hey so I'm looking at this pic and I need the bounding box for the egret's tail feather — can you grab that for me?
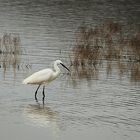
[22,78,29,84]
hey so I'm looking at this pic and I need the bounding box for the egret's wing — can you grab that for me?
[23,69,53,84]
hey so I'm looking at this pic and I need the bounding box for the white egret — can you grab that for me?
[22,60,70,101]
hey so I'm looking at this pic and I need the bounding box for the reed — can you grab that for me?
[70,20,140,82]
[0,33,21,54]
[128,33,140,62]
[73,25,103,67]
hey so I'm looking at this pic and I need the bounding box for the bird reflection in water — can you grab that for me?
[23,102,59,135]
[23,102,59,137]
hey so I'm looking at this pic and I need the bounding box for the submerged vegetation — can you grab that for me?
[70,20,140,83]
[0,21,139,84]
[0,33,31,79]
[0,33,21,54]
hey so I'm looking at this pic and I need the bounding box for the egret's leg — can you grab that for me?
[42,85,45,103]
[35,84,41,101]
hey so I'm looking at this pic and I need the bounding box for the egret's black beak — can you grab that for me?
[60,63,70,72]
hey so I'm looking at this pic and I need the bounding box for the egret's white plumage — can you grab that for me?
[22,60,70,101]
[23,69,55,85]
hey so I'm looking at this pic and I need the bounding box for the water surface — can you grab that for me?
[0,0,140,140]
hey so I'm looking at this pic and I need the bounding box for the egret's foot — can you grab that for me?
[42,92,45,103]
[35,91,38,100]
[35,97,38,103]
[34,84,41,101]
[42,85,45,104]
[42,97,45,105]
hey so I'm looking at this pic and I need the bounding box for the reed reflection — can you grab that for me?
[69,20,140,84]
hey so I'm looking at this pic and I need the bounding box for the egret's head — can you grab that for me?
[55,60,70,72]
[55,60,63,64]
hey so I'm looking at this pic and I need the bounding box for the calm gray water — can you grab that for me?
[0,0,140,140]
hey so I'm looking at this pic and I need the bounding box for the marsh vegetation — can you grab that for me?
[70,21,140,83]
[0,33,31,79]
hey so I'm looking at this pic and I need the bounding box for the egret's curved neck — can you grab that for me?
[54,62,60,74]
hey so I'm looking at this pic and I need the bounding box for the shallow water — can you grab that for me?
[0,0,140,140]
